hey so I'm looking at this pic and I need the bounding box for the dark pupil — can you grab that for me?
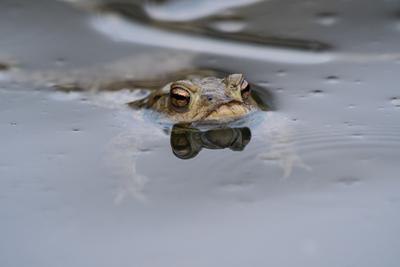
[171,92,189,107]
[172,94,187,101]
[241,84,251,96]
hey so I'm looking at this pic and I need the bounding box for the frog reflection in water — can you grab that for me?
[171,125,252,159]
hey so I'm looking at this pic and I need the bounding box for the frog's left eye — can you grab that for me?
[240,79,251,99]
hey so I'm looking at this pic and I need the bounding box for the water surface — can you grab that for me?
[0,0,400,266]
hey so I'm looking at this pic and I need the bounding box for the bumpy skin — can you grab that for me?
[130,73,258,123]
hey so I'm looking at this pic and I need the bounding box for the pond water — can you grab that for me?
[0,0,400,266]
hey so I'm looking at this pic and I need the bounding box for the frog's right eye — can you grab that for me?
[240,79,251,100]
[170,85,191,111]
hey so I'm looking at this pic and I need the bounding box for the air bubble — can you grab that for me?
[209,19,246,33]
[336,177,361,186]
[311,89,323,94]
[315,12,339,26]
[276,70,287,77]
[351,133,364,139]
[390,97,400,107]
[325,76,339,84]
[55,58,66,67]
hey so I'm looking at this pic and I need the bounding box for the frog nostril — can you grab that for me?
[207,96,213,101]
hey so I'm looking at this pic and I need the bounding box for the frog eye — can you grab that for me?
[240,79,251,99]
[170,86,191,111]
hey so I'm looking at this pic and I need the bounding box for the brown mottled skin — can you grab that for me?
[129,73,258,123]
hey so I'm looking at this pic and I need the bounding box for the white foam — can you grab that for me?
[144,0,264,21]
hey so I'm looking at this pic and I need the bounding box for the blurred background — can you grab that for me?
[0,1,400,267]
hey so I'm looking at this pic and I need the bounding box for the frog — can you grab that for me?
[128,73,261,124]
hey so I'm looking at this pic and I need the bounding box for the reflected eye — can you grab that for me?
[240,79,251,99]
[170,86,191,111]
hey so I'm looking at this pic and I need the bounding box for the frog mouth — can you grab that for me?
[205,102,251,120]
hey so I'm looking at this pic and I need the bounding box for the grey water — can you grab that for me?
[0,0,400,267]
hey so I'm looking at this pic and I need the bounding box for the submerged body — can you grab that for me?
[130,73,259,124]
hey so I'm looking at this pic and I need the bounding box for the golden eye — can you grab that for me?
[170,86,191,111]
[240,79,251,99]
